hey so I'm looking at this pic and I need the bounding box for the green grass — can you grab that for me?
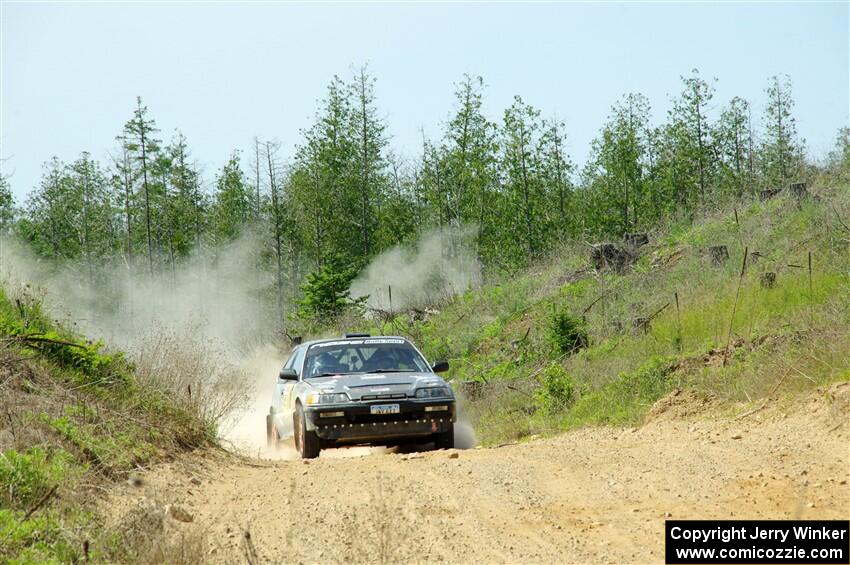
[331,185,850,445]
[0,287,214,563]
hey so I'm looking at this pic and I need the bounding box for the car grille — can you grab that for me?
[360,393,408,401]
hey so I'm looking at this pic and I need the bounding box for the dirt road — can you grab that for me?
[108,385,849,564]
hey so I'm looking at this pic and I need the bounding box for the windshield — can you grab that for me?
[303,339,431,378]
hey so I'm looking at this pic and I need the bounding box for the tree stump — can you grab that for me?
[624,232,649,248]
[632,317,650,335]
[760,272,776,289]
[590,243,631,273]
[708,245,729,266]
[760,188,781,201]
[789,182,808,200]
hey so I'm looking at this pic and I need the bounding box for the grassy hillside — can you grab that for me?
[344,183,850,445]
[0,289,214,563]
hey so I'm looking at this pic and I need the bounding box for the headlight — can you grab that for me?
[306,392,350,405]
[415,387,450,399]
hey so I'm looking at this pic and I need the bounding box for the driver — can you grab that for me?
[307,351,346,378]
[365,348,397,372]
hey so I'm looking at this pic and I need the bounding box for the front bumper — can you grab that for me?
[305,400,456,442]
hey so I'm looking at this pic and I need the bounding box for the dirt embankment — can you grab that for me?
[105,384,850,564]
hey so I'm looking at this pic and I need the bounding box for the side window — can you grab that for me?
[291,347,306,376]
[283,354,295,370]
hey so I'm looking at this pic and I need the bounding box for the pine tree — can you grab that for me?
[538,117,575,239]
[68,152,115,283]
[668,69,716,209]
[211,152,251,245]
[120,97,161,274]
[442,75,498,260]
[501,95,545,261]
[582,94,650,236]
[762,74,802,187]
[349,65,388,255]
[715,96,754,198]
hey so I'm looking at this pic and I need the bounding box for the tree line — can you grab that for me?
[0,67,846,321]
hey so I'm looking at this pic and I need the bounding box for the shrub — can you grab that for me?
[0,448,73,511]
[297,258,365,319]
[548,309,588,355]
[535,364,576,413]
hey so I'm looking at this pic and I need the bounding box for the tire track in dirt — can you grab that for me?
[105,384,849,564]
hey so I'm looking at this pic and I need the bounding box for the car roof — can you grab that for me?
[299,335,412,349]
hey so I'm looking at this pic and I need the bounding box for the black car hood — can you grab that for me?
[306,372,450,401]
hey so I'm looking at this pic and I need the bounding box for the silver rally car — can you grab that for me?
[266,334,456,459]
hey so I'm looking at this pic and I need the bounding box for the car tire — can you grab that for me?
[294,405,320,459]
[266,413,274,448]
[433,422,455,450]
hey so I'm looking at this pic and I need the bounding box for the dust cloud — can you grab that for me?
[0,233,288,455]
[350,226,481,312]
[0,227,479,458]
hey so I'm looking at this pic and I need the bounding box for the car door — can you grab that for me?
[282,346,306,417]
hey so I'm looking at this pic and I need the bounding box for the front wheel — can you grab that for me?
[433,423,455,450]
[294,405,320,459]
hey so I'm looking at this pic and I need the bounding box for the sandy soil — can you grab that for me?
[106,384,850,564]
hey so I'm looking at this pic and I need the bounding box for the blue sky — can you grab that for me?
[2,1,848,201]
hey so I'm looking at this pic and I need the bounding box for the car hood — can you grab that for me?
[306,372,451,401]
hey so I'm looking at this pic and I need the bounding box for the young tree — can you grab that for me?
[68,152,115,283]
[715,96,754,198]
[210,152,251,245]
[19,158,77,259]
[442,75,499,259]
[349,65,389,255]
[582,93,650,236]
[112,143,137,265]
[120,97,161,274]
[19,155,113,268]
[539,117,576,238]
[166,131,206,256]
[501,95,545,261]
[761,74,802,187]
[668,69,717,208]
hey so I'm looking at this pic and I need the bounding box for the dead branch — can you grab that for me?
[23,484,58,520]
[831,204,850,234]
[2,334,88,350]
[646,302,671,322]
[582,290,610,314]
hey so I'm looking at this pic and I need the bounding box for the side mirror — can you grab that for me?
[432,360,449,373]
[279,368,298,381]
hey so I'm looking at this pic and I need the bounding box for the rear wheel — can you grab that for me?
[433,422,455,450]
[266,413,274,448]
[294,405,320,459]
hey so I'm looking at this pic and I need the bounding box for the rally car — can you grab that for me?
[266,334,456,459]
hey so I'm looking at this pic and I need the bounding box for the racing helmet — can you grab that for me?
[366,348,396,371]
[310,352,344,377]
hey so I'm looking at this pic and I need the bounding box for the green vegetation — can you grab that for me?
[0,63,847,562]
[0,288,212,563]
[3,69,846,333]
[339,183,849,445]
[548,309,589,355]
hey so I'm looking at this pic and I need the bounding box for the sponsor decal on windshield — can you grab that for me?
[311,338,406,349]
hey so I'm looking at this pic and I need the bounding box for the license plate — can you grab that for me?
[370,404,400,415]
